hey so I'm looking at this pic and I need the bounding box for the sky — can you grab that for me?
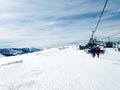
[0,0,120,48]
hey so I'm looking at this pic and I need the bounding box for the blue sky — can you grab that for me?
[0,0,120,48]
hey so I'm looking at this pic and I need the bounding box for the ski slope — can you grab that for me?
[0,46,120,90]
[0,54,5,58]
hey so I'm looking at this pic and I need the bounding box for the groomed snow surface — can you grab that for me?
[0,46,120,90]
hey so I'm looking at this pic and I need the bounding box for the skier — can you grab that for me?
[91,47,96,58]
[95,46,100,58]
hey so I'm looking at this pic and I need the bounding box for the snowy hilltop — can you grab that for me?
[0,45,120,90]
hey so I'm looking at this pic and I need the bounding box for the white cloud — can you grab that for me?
[0,0,120,48]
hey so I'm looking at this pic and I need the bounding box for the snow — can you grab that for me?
[0,54,5,58]
[0,46,120,90]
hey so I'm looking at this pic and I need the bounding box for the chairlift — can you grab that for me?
[85,38,105,54]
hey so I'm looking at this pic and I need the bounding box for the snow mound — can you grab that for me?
[0,54,5,58]
[0,46,120,90]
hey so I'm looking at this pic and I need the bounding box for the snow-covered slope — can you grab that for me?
[0,54,5,58]
[0,46,120,90]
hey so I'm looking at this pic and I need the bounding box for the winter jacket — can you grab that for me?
[96,47,100,52]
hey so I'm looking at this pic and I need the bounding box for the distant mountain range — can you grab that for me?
[0,47,42,57]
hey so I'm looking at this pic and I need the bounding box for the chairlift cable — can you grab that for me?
[110,32,120,37]
[103,32,120,39]
[92,0,108,38]
[105,27,120,31]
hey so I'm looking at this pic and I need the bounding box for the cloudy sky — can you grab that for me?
[0,0,120,48]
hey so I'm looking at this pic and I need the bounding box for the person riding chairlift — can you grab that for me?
[95,46,100,58]
[91,45,100,58]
